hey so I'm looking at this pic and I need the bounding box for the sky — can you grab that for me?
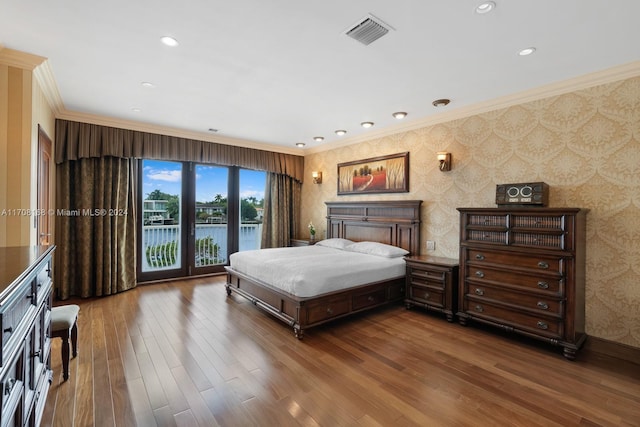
[143,159,266,203]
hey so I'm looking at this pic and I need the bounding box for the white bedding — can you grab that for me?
[228,244,406,298]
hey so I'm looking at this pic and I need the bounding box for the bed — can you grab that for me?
[225,200,422,338]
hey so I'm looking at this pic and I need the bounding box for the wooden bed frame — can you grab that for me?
[225,200,422,339]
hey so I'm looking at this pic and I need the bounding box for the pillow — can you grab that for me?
[315,238,354,250]
[344,241,409,258]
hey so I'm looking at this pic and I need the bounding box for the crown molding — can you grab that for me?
[56,110,304,156]
[33,60,64,115]
[0,46,46,70]
[306,60,640,155]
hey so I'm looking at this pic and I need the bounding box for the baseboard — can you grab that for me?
[584,336,640,365]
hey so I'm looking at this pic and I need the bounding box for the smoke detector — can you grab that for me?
[345,14,394,46]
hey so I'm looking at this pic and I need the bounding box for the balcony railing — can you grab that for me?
[142,223,262,271]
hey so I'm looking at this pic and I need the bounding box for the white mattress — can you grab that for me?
[228,245,406,297]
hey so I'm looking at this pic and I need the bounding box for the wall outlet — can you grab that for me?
[426,240,436,251]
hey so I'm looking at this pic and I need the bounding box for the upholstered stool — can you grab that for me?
[51,304,79,381]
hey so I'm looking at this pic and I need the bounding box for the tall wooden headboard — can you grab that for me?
[325,200,422,255]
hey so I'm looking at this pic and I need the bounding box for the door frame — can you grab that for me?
[37,125,53,246]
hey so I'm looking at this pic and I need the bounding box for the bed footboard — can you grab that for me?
[225,267,405,339]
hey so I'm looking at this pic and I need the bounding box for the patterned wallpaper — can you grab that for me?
[301,76,640,349]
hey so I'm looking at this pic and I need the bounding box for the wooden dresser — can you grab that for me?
[457,208,587,359]
[0,246,54,426]
[404,255,459,322]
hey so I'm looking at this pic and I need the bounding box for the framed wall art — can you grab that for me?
[337,152,409,195]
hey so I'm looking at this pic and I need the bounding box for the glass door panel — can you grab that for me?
[194,165,228,271]
[239,169,266,251]
[140,160,183,274]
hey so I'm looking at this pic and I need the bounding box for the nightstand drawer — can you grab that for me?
[407,284,444,308]
[408,268,446,285]
[404,255,458,321]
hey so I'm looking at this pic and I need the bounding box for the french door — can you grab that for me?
[137,160,265,282]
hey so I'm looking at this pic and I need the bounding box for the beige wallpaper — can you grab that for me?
[301,76,640,349]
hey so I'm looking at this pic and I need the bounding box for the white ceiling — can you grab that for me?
[2,1,640,152]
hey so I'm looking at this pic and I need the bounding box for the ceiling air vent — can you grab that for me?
[345,14,393,46]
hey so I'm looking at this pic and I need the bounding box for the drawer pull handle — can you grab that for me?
[3,327,12,334]
[326,307,333,315]
[367,296,374,302]
[32,350,41,359]
[536,321,548,330]
[475,254,485,261]
[475,271,484,278]
[474,288,484,296]
[474,305,484,313]
[424,292,430,300]
[537,281,549,289]
[537,301,549,310]
[538,261,549,269]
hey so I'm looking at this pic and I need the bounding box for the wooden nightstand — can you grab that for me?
[404,255,459,322]
[290,238,317,247]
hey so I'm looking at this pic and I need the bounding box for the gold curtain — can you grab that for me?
[55,157,137,299]
[55,119,305,182]
[261,173,301,248]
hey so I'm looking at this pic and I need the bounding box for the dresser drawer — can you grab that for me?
[510,214,566,230]
[464,265,563,295]
[34,261,52,306]
[463,300,563,339]
[1,284,35,366]
[467,213,508,227]
[1,345,24,422]
[464,283,563,316]
[466,249,564,275]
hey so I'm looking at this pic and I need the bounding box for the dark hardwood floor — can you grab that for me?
[42,275,640,427]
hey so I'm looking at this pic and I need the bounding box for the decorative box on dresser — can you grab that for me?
[404,256,459,322]
[0,246,54,427]
[457,208,587,359]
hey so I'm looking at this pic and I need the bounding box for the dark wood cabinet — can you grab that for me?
[290,239,316,247]
[405,255,459,322]
[0,246,54,426]
[457,208,587,359]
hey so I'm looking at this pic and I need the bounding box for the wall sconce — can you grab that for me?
[437,152,451,171]
[312,171,322,184]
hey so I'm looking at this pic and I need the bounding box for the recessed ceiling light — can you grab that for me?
[313,136,324,142]
[160,36,179,47]
[335,130,347,136]
[361,121,374,128]
[475,1,496,14]
[131,107,141,112]
[296,142,306,147]
[392,112,407,119]
[141,81,156,88]
[432,99,451,107]
[518,47,536,56]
